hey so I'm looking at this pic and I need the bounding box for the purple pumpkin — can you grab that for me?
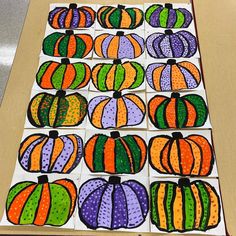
[78,176,149,229]
[146,30,197,58]
[18,130,83,173]
[88,91,146,129]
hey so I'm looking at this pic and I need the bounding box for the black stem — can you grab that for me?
[113,59,121,65]
[167,59,176,65]
[118,4,125,9]
[108,176,121,184]
[172,132,183,139]
[171,92,180,98]
[113,91,122,98]
[49,130,59,139]
[69,3,77,9]
[165,3,173,9]
[38,175,48,184]
[61,58,70,64]
[116,31,124,36]
[110,131,120,138]
[178,178,190,187]
[165,29,173,35]
[66,30,73,35]
[56,90,66,98]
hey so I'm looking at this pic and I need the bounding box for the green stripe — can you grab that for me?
[129,62,144,89]
[159,8,169,27]
[93,135,108,171]
[39,94,54,126]
[97,64,113,91]
[75,36,86,58]
[20,185,43,224]
[114,64,125,90]
[100,7,112,27]
[43,32,62,56]
[177,99,187,128]
[58,36,70,57]
[36,61,52,85]
[115,139,131,173]
[145,5,160,23]
[126,9,136,28]
[155,99,169,129]
[150,183,159,226]
[109,9,121,28]
[70,63,86,89]
[174,10,185,28]
[54,97,69,127]
[166,183,175,231]
[51,64,66,89]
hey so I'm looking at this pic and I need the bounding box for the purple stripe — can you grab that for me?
[101,98,117,128]
[131,34,145,54]
[176,33,190,57]
[58,10,67,28]
[159,35,173,57]
[41,138,54,172]
[170,34,184,58]
[179,8,193,27]
[83,9,92,27]
[149,6,162,27]
[146,33,164,58]
[101,35,113,58]
[146,63,164,89]
[118,36,134,59]
[179,67,198,88]
[48,7,63,25]
[160,65,171,90]
[167,9,177,28]
[71,9,79,28]
[88,96,109,117]
[178,31,197,57]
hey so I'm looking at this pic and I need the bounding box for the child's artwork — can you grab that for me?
[88,91,146,129]
[150,178,221,233]
[18,130,83,174]
[148,92,208,129]
[5,175,77,227]
[48,4,96,29]
[84,131,147,174]
[97,5,144,30]
[146,30,197,58]
[145,3,192,29]
[94,31,145,59]
[36,58,91,90]
[78,176,149,230]
[92,59,145,92]
[27,90,87,128]
[146,59,201,91]
[42,30,93,58]
[148,131,214,177]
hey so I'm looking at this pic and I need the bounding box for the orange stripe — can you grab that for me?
[126,34,142,58]
[40,62,59,89]
[92,64,103,88]
[153,65,165,91]
[61,64,76,89]
[103,138,116,173]
[165,98,177,128]
[171,65,187,90]
[65,9,73,28]
[104,8,115,28]
[95,34,109,58]
[161,142,172,173]
[148,96,167,123]
[105,65,116,90]
[117,98,127,127]
[54,35,64,57]
[67,35,77,58]
[78,10,86,27]
[52,9,65,28]
[133,136,147,168]
[78,34,93,57]
[33,183,50,226]
[184,100,197,127]
[120,138,134,173]
[120,11,132,28]
[83,6,95,22]
[125,94,145,112]
[19,135,42,157]
[107,36,119,58]
[77,63,91,88]
[169,140,181,174]
[49,138,64,169]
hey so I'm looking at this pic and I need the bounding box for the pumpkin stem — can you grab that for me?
[69,3,77,9]
[113,59,121,64]
[110,131,120,138]
[118,4,125,9]
[165,3,173,9]
[178,178,190,187]
[66,30,73,35]
[116,31,124,36]
[49,130,59,139]
[56,90,66,98]
[171,92,180,98]
[38,175,49,184]
[165,29,173,35]
[113,91,122,98]
[167,59,176,65]
[172,132,183,139]
[61,58,70,64]
[108,176,121,184]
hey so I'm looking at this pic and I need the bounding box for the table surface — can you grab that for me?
[0,0,235,235]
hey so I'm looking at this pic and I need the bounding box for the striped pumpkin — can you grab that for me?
[36,58,91,90]
[27,90,87,128]
[6,175,77,226]
[48,4,96,29]
[42,30,93,58]
[146,59,201,91]
[97,5,144,29]
[94,31,145,59]
[149,132,214,176]
[148,92,208,129]
[84,131,147,174]
[88,91,146,129]
[145,3,192,28]
[92,59,145,91]
[18,131,83,174]
[150,178,220,232]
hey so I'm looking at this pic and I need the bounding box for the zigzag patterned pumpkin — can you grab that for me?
[148,92,208,129]
[27,90,87,128]
[150,178,220,232]
[18,131,83,174]
[88,91,146,129]
[43,30,93,58]
[148,132,214,176]
[48,4,96,29]
[97,5,144,29]
[36,58,91,90]
[146,59,201,91]
[85,131,147,174]
[94,31,145,59]
[6,175,77,226]
[146,30,197,58]
[92,59,144,91]
[145,3,192,28]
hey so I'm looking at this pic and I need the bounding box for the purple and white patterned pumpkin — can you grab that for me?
[18,130,83,173]
[146,30,197,58]
[78,176,149,229]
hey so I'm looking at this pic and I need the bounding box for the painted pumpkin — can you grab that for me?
[145,3,192,28]
[146,30,197,58]
[148,92,208,129]
[94,31,145,59]
[18,130,83,174]
[97,4,144,29]
[27,90,87,128]
[150,178,220,232]
[6,175,77,226]
[84,131,147,174]
[88,91,146,129]
[149,132,214,176]
[78,176,149,229]
[42,30,93,58]
[36,58,91,90]
[146,59,201,91]
[48,4,96,29]
[92,59,144,91]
